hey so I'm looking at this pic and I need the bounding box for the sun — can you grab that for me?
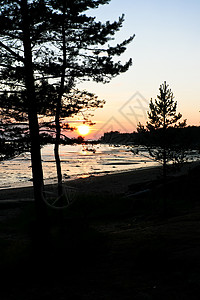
[77,124,90,136]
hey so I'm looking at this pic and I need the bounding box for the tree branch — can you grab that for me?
[0,41,24,62]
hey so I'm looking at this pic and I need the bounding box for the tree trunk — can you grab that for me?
[163,112,167,214]
[163,146,167,181]
[54,1,67,202]
[163,105,167,182]
[54,112,63,198]
[21,0,47,226]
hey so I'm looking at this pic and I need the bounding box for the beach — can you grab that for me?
[0,143,160,190]
[0,160,199,202]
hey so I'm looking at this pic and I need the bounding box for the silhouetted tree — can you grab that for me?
[0,0,134,211]
[0,0,49,225]
[145,81,186,179]
[41,0,134,201]
[40,87,105,205]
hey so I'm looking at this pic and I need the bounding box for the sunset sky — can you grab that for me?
[71,0,200,140]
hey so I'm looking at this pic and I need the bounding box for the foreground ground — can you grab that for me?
[1,162,200,299]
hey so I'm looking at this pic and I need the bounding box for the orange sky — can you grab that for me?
[64,0,200,140]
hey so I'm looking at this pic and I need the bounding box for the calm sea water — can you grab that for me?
[0,144,158,189]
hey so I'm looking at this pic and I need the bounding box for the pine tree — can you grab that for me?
[147,81,182,131]
[146,81,186,179]
[0,0,134,215]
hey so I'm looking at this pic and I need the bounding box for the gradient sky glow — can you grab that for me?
[71,0,200,139]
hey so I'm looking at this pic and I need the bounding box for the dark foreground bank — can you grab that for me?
[1,161,200,299]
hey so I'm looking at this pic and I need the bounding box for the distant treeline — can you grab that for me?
[99,126,200,148]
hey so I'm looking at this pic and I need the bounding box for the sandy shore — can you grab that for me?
[0,161,199,201]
